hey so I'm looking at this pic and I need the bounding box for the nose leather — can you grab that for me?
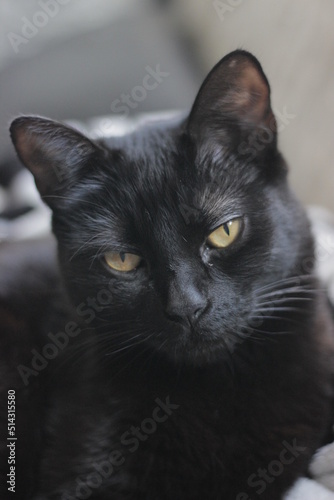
[165,279,208,327]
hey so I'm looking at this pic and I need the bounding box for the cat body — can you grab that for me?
[2,50,334,499]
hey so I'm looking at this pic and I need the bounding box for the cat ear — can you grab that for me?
[10,116,102,208]
[187,50,276,141]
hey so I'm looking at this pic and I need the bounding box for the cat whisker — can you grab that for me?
[255,306,310,314]
[109,333,157,378]
[254,288,318,303]
[248,327,293,338]
[255,297,314,308]
[254,274,317,295]
[254,317,306,330]
[264,273,316,285]
[255,286,318,297]
[54,324,152,370]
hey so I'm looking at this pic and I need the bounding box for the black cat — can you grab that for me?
[2,50,334,499]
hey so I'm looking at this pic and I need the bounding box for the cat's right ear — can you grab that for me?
[187,50,276,145]
[10,116,102,209]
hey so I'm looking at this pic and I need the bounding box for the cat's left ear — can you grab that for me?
[10,116,103,209]
[187,50,276,142]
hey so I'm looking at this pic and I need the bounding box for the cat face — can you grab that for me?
[10,51,314,365]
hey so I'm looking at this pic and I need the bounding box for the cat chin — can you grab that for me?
[169,343,235,367]
[178,349,228,366]
[149,327,239,367]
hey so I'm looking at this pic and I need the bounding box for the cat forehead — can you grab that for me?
[95,120,259,215]
[87,148,257,239]
[101,120,180,166]
[98,125,181,197]
[101,119,252,184]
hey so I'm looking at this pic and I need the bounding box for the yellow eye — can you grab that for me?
[207,218,242,248]
[104,251,142,272]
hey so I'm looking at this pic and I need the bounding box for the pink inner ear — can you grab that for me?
[12,126,35,166]
[226,63,275,130]
[188,51,277,139]
[10,123,62,199]
[13,127,48,181]
[10,116,101,207]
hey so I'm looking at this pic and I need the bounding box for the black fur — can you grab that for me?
[1,50,334,499]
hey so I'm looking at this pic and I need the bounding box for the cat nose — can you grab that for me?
[165,284,208,327]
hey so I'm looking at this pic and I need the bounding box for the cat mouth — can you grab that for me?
[151,321,240,365]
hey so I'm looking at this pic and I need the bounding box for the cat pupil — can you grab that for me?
[120,252,126,262]
[223,223,230,236]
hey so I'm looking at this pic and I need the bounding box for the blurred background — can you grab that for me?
[0,0,333,223]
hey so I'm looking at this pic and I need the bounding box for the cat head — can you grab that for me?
[10,50,313,365]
